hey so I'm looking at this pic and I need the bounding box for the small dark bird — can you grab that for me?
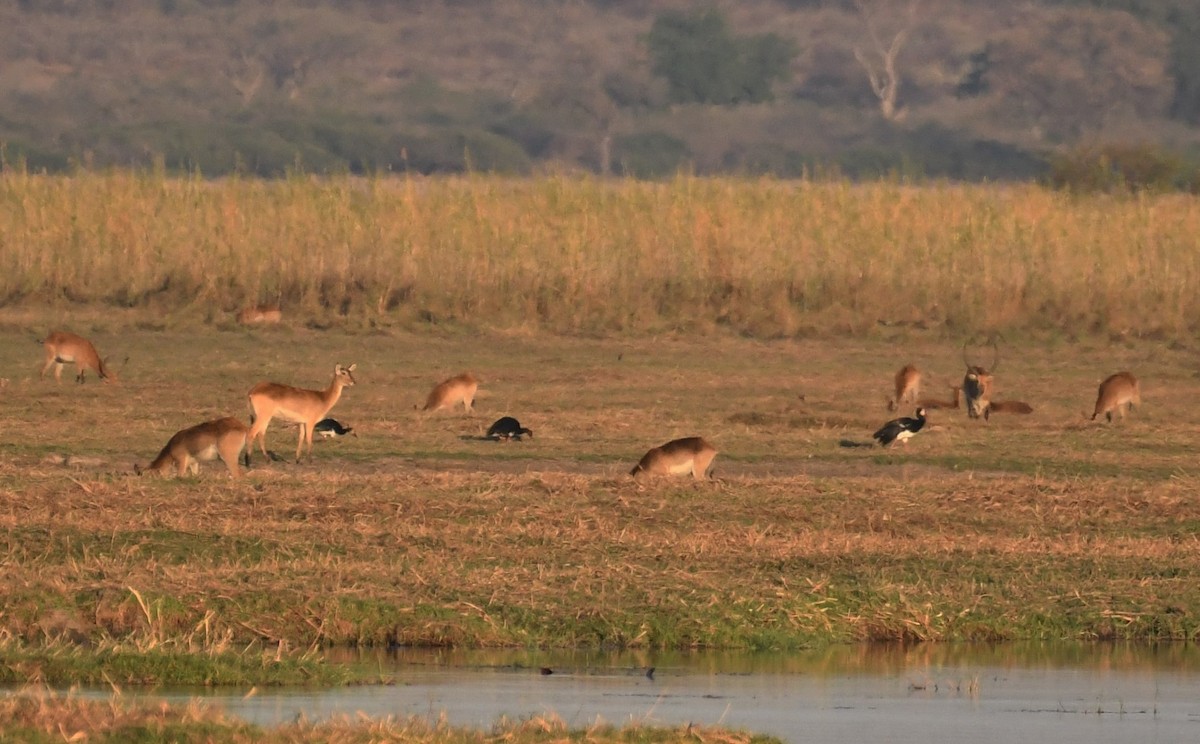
[872,407,927,447]
[314,418,355,439]
[486,416,533,441]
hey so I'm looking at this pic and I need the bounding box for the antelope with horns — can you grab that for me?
[962,339,999,420]
[137,417,249,479]
[630,437,718,480]
[40,331,116,384]
[888,364,921,412]
[1092,371,1140,423]
[247,363,357,463]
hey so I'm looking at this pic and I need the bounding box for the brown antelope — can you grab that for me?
[962,340,999,420]
[237,304,283,325]
[1092,371,1140,422]
[420,372,478,413]
[630,437,718,480]
[888,364,921,412]
[917,385,961,410]
[40,331,115,384]
[988,400,1034,415]
[137,417,250,479]
[247,363,357,463]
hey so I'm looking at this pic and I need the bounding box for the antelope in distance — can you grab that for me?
[40,331,116,384]
[237,304,283,325]
[420,372,478,413]
[962,340,999,420]
[137,417,250,479]
[247,363,357,464]
[888,364,921,412]
[917,385,961,410]
[630,437,718,480]
[1092,371,1141,423]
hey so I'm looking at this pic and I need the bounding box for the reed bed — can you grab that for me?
[1,170,1198,336]
[0,687,771,744]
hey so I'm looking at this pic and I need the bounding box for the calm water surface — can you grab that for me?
[90,644,1200,742]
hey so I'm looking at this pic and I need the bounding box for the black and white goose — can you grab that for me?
[872,407,926,447]
[314,418,355,439]
[486,416,534,441]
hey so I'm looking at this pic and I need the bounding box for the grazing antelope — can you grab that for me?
[873,407,927,447]
[962,340,999,420]
[247,363,357,463]
[888,364,921,412]
[420,372,478,413]
[40,331,115,384]
[630,437,718,480]
[917,385,961,410]
[137,417,249,479]
[1092,371,1140,423]
[237,304,283,325]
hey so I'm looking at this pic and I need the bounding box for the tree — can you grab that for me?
[1167,7,1200,124]
[851,0,922,122]
[646,8,795,105]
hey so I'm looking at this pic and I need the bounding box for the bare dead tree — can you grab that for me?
[852,0,922,122]
[226,51,265,106]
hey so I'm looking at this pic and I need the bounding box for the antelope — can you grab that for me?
[962,340,999,420]
[420,372,478,413]
[917,385,961,410]
[888,364,921,412]
[237,304,283,325]
[988,400,1034,415]
[136,417,249,479]
[247,363,357,463]
[40,331,116,383]
[630,437,718,480]
[1092,371,1140,423]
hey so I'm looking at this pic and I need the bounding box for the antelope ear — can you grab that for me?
[347,363,357,372]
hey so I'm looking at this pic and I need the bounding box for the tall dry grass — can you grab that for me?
[2,169,1198,336]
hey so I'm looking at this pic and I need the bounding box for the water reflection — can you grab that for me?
[88,643,1200,743]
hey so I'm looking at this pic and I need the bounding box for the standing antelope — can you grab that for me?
[137,417,249,479]
[1092,372,1140,423]
[962,340,999,420]
[420,372,478,413]
[40,331,115,383]
[247,363,357,463]
[630,437,718,480]
[888,364,921,412]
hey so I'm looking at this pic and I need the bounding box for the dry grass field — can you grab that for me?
[2,319,1200,687]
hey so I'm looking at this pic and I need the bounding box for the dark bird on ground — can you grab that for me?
[486,416,533,441]
[873,407,927,447]
[314,418,355,439]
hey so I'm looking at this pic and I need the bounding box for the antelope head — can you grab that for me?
[962,339,999,420]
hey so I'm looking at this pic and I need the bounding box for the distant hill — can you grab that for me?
[0,0,1197,181]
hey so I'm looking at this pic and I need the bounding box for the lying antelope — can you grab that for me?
[420,372,478,413]
[237,304,283,325]
[137,417,249,479]
[917,385,960,410]
[888,364,921,412]
[630,437,718,480]
[962,339,999,420]
[40,331,115,384]
[247,363,357,463]
[1092,371,1140,423]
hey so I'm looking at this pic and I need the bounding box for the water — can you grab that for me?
[80,644,1200,742]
